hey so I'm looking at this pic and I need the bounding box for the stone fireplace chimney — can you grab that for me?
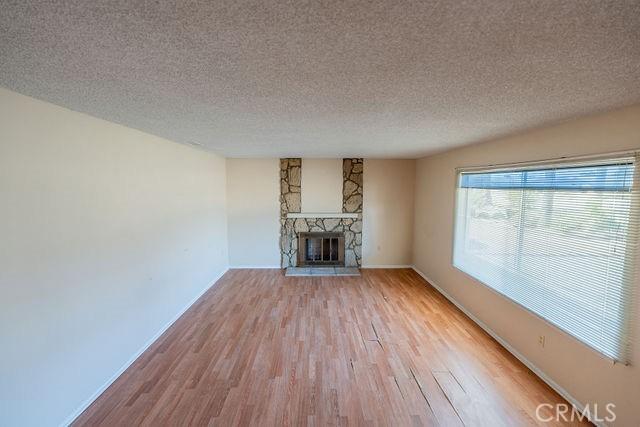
[279,158,363,268]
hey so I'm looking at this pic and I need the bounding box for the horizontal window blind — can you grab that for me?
[453,157,639,362]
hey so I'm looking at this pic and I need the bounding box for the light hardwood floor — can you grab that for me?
[73,269,589,426]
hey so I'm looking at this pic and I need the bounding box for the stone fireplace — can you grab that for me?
[279,158,363,268]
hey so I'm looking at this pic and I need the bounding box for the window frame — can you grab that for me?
[450,153,639,364]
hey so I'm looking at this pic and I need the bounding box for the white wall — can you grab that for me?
[226,159,280,267]
[0,88,229,427]
[363,159,415,267]
[301,158,343,212]
[413,104,640,427]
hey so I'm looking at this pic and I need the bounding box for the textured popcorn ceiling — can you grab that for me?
[1,1,639,158]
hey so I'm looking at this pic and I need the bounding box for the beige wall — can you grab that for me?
[413,104,640,426]
[0,88,229,427]
[226,158,416,267]
[301,158,343,213]
[226,159,280,267]
[363,159,415,266]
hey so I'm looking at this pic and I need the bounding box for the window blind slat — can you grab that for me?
[453,157,638,363]
[460,162,635,191]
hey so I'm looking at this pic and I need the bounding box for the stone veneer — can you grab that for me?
[280,158,363,268]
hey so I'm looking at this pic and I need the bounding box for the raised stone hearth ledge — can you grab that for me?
[286,212,359,219]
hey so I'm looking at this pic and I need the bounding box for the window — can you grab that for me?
[453,157,638,362]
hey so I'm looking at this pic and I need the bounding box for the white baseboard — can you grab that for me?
[410,266,604,427]
[361,264,413,269]
[229,265,281,269]
[230,265,413,269]
[60,267,230,427]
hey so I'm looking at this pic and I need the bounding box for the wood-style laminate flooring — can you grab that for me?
[74,268,588,426]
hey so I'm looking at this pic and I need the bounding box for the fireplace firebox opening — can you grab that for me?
[297,232,345,266]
